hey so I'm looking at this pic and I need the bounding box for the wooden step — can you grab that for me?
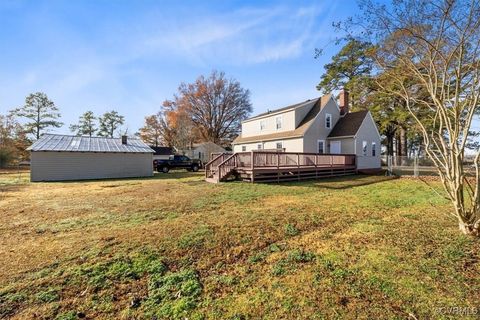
[205,177,220,183]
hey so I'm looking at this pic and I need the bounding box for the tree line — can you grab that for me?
[0,71,252,166]
[1,92,127,166]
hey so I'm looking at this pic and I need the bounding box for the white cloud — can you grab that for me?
[137,4,328,66]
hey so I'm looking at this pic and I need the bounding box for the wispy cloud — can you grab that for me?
[0,1,340,133]
[137,4,328,66]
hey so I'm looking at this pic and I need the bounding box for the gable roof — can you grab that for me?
[28,134,154,153]
[151,146,174,155]
[233,94,332,144]
[192,141,225,149]
[327,110,369,138]
[242,97,322,123]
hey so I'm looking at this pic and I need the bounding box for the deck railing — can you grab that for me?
[249,151,356,169]
[212,151,356,182]
[205,153,230,178]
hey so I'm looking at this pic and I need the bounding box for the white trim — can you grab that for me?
[325,113,332,129]
[367,111,382,139]
[317,139,325,154]
[330,94,342,113]
[326,135,355,139]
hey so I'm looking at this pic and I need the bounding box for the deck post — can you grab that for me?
[315,154,318,178]
[330,155,333,177]
[251,151,254,183]
[297,153,300,181]
[277,152,280,183]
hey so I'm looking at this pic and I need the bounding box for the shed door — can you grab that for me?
[330,141,341,154]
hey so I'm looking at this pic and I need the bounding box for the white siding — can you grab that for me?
[354,112,381,169]
[326,137,355,154]
[241,110,296,137]
[233,138,304,153]
[31,152,153,182]
[303,98,341,153]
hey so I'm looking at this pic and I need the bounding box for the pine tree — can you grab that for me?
[69,111,97,137]
[12,92,63,139]
[98,111,125,138]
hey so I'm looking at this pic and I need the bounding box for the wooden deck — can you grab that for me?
[205,151,356,183]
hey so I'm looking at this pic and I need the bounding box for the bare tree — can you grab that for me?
[164,70,252,145]
[360,0,480,235]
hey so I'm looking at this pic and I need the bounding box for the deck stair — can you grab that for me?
[205,151,357,183]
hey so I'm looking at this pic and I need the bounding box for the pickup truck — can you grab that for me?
[155,155,202,173]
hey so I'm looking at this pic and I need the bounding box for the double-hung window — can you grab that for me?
[325,114,332,129]
[260,120,266,131]
[275,116,282,130]
[371,142,376,157]
[362,141,368,156]
[317,140,325,154]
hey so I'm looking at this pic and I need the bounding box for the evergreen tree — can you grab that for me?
[317,39,374,109]
[98,111,125,138]
[69,111,97,137]
[12,92,63,139]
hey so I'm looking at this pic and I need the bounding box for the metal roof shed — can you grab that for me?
[28,134,154,182]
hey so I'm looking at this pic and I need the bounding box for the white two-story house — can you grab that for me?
[232,91,381,170]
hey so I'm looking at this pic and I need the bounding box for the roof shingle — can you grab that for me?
[327,110,369,138]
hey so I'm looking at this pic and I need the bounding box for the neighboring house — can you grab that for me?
[232,91,381,170]
[151,146,174,161]
[28,134,154,182]
[180,142,226,163]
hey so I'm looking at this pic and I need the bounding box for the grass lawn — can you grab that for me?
[0,171,479,319]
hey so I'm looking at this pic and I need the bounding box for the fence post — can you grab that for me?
[414,155,419,178]
[387,155,392,176]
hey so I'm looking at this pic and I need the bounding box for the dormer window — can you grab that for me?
[325,113,332,129]
[260,120,266,131]
[276,116,282,130]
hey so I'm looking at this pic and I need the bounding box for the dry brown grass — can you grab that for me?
[0,171,479,319]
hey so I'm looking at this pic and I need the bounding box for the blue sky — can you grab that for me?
[0,0,363,135]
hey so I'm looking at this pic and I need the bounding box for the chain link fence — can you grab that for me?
[382,155,477,177]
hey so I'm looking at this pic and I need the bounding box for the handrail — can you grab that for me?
[205,153,228,178]
[250,152,356,169]
[206,151,356,182]
[216,153,238,181]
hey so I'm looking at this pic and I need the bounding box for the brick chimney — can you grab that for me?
[121,135,128,145]
[339,89,349,116]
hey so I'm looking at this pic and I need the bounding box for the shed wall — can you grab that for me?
[31,152,153,181]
